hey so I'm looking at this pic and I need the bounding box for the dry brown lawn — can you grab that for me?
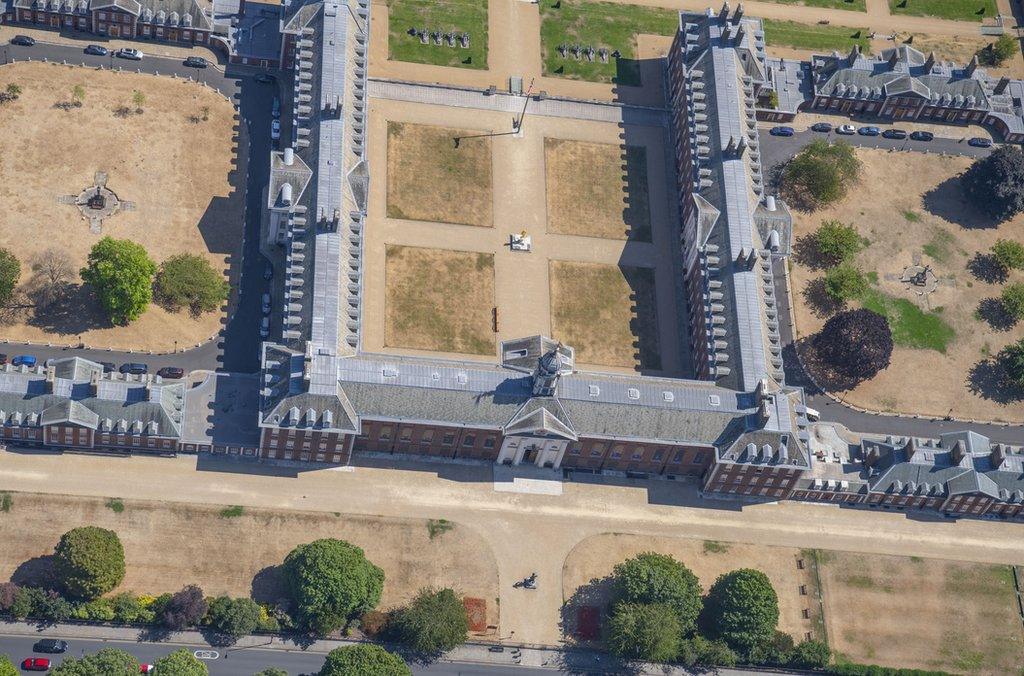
[0,62,242,351]
[790,147,1024,422]
[549,260,660,370]
[544,138,651,242]
[384,244,495,355]
[386,121,493,227]
[819,551,1022,674]
[561,533,822,644]
[0,493,499,629]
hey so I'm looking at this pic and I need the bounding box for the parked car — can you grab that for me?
[857,126,880,136]
[836,124,856,135]
[769,125,794,137]
[0,354,7,366]
[184,56,208,68]
[810,122,833,132]
[260,317,270,338]
[99,361,116,373]
[140,665,154,674]
[261,293,271,315]
[909,130,934,141]
[271,119,281,141]
[11,355,36,367]
[32,640,68,654]
[119,362,148,375]
[21,657,50,671]
[254,73,275,84]
[84,44,108,56]
[881,128,907,139]
[10,35,35,46]
[272,97,281,118]
[968,137,993,148]
[116,48,143,60]
[263,264,274,281]
[156,367,184,380]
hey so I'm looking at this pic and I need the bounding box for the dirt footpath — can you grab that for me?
[0,493,499,630]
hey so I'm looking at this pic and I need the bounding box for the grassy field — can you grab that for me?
[549,261,660,369]
[539,0,677,86]
[888,0,998,21]
[761,0,866,9]
[385,0,488,69]
[385,245,496,355]
[544,139,651,242]
[386,121,493,227]
[762,19,870,53]
[860,287,955,352]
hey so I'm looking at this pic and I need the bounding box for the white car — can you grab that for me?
[270,119,281,141]
[836,124,856,135]
[116,47,143,60]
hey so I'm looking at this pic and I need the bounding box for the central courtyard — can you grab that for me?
[364,98,687,375]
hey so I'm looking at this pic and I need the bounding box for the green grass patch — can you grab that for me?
[0,492,11,513]
[865,270,879,285]
[703,540,730,554]
[386,0,488,69]
[220,505,244,519]
[860,288,955,352]
[901,209,921,222]
[761,0,866,9]
[427,518,455,539]
[888,0,997,21]
[922,228,956,263]
[762,19,870,53]
[843,574,893,592]
[540,0,678,86]
[105,498,125,513]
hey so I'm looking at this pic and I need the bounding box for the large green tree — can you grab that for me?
[206,596,261,639]
[611,552,702,635]
[154,253,229,316]
[153,648,207,676]
[783,140,861,209]
[703,568,780,655]
[0,248,20,307]
[80,237,157,324]
[318,645,411,676]
[54,526,126,599]
[605,602,681,663]
[824,263,868,302]
[999,337,1024,387]
[992,239,1024,272]
[1002,283,1024,320]
[962,146,1024,222]
[161,584,208,630]
[388,587,468,655]
[0,654,17,676]
[814,220,863,265]
[51,647,139,675]
[283,539,384,634]
[814,308,893,381]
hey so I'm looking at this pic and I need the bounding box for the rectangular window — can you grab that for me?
[631,451,643,461]
[462,434,476,447]
[378,427,392,441]
[652,449,664,461]
[442,433,455,446]
[98,11,106,18]
[589,448,602,458]
[672,450,684,463]
[421,429,434,443]
[569,444,582,456]
[399,428,412,442]
[692,451,704,464]
[483,437,495,449]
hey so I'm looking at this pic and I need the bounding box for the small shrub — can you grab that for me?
[427,518,454,539]
[703,540,730,554]
[0,492,11,513]
[162,585,208,630]
[824,263,868,302]
[992,239,1024,272]
[105,498,125,513]
[206,596,260,639]
[220,505,244,518]
[1001,283,1024,320]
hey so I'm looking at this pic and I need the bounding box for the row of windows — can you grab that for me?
[567,444,705,465]
[368,426,496,449]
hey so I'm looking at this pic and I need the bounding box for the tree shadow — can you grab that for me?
[559,574,613,647]
[801,278,844,319]
[136,625,173,642]
[976,297,1018,331]
[967,357,1024,403]
[11,555,58,589]
[922,176,1000,229]
[792,233,832,271]
[250,565,287,606]
[967,252,1008,283]
[24,283,115,335]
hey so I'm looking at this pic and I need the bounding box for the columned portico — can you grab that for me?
[497,436,569,469]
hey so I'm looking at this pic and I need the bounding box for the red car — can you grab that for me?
[21,657,50,671]
[140,665,154,674]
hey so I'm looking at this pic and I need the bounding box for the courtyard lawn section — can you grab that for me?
[549,261,661,370]
[544,138,652,242]
[386,121,493,227]
[384,245,496,356]
[760,0,866,9]
[386,0,488,69]
[539,0,678,86]
[762,19,870,53]
[888,0,998,21]
[860,288,955,353]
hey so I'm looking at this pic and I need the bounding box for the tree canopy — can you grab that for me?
[154,253,229,316]
[388,587,468,655]
[153,648,208,676]
[783,140,861,209]
[0,248,20,307]
[54,526,126,599]
[79,237,157,324]
[0,654,17,676]
[703,568,780,655]
[283,539,384,634]
[51,647,139,675]
[814,308,893,381]
[980,34,1018,66]
[253,670,289,676]
[814,220,863,264]
[206,596,261,639]
[161,584,208,630]
[962,146,1024,222]
[611,552,702,635]
[789,639,832,669]
[824,263,868,303]
[999,338,1024,387]
[993,239,1024,272]
[318,645,411,676]
[606,601,682,663]
[1002,283,1024,320]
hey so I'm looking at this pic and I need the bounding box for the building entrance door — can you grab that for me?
[523,446,538,464]
[109,24,120,37]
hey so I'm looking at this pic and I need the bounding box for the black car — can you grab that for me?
[968,137,993,148]
[881,129,907,140]
[810,122,833,132]
[909,130,934,141]
[33,639,68,654]
[10,35,35,46]
[84,44,108,56]
[0,354,7,366]
[184,56,208,68]
[99,361,116,373]
[769,126,795,137]
[156,366,185,380]
[119,362,148,375]
[254,73,276,84]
